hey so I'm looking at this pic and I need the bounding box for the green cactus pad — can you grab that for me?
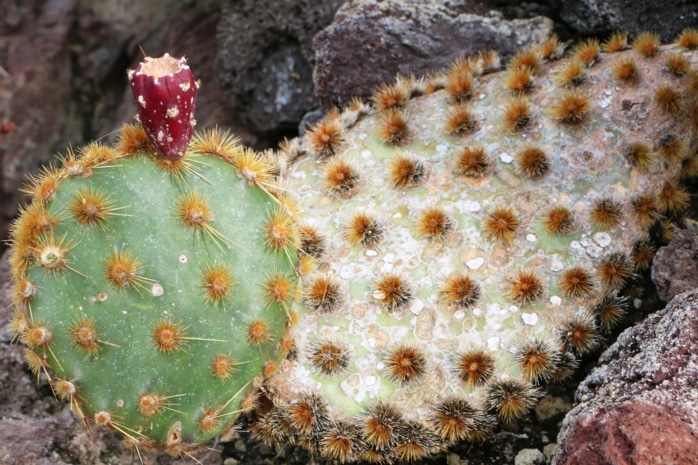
[10,127,298,454]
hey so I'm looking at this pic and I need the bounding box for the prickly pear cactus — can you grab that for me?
[257,33,698,462]
[8,55,298,455]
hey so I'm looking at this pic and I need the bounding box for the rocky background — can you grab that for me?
[1,0,697,464]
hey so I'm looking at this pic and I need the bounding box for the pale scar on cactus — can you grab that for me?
[254,31,698,462]
[8,55,299,457]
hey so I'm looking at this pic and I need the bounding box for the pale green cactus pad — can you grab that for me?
[258,36,698,462]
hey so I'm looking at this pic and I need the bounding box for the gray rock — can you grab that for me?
[554,290,698,465]
[515,448,546,465]
[652,228,698,302]
[553,0,698,41]
[216,0,344,138]
[313,0,553,109]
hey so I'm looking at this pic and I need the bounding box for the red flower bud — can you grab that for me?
[128,54,198,161]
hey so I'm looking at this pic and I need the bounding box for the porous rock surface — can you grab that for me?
[313,0,553,108]
[652,228,698,302]
[215,0,344,136]
[554,0,698,41]
[553,289,698,465]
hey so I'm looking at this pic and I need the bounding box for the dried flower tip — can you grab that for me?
[344,212,384,248]
[551,88,590,124]
[655,86,683,114]
[323,158,361,199]
[373,274,412,312]
[597,252,634,290]
[456,145,491,178]
[389,153,426,190]
[559,266,595,299]
[590,198,622,229]
[304,275,344,314]
[455,349,494,387]
[445,104,477,134]
[486,378,541,422]
[624,141,654,171]
[384,343,426,384]
[543,206,575,235]
[571,38,600,66]
[503,96,532,131]
[483,205,519,244]
[309,338,352,377]
[128,54,198,160]
[558,311,600,356]
[515,144,549,178]
[306,118,345,159]
[513,338,560,384]
[416,206,453,242]
[611,57,641,85]
[602,32,629,53]
[632,32,661,57]
[377,108,409,146]
[506,269,543,305]
[677,27,698,50]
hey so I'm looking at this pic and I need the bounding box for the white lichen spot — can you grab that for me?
[453,310,465,320]
[383,253,395,264]
[550,295,562,306]
[487,336,501,351]
[509,305,519,313]
[633,298,642,309]
[138,95,146,108]
[592,232,612,248]
[166,107,180,118]
[472,307,482,316]
[436,143,448,154]
[339,267,355,280]
[521,312,538,325]
[570,240,582,250]
[368,337,376,348]
[179,254,188,263]
[466,257,484,270]
[365,249,378,257]
[117,399,124,408]
[361,150,372,159]
[365,375,376,386]
[526,233,537,242]
[499,152,513,163]
[464,200,481,212]
[410,299,424,315]
[392,211,402,219]
[550,255,565,272]
[122,310,128,315]
[151,283,164,297]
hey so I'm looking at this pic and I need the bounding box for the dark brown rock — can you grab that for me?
[312,0,553,109]
[554,290,698,465]
[552,0,698,41]
[215,0,344,140]
[652,228,698,303]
